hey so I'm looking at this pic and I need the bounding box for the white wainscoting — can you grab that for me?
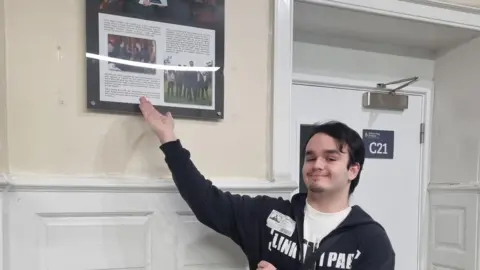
[428,183,479,270]
[0,174,297,270]
[8,175,478,270]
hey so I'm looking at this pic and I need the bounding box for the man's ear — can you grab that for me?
[348,163,360,181]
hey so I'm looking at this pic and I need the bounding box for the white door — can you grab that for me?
[292,83,426,270]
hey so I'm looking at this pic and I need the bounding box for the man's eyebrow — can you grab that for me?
[305,149,341,156]
[323,149,341,155]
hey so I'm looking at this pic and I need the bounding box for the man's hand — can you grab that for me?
[257,260,276,270]
[142,0,151,6]
[139,96,176,144]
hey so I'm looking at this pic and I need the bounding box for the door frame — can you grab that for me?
[292,72,433,270]
[272,0,294,184]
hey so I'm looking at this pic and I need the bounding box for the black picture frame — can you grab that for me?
[86,0,225,120]
[298,124,315,193]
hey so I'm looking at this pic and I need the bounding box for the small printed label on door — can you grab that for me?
[362,129,394,159]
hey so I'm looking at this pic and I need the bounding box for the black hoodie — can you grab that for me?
[160,140,395,270]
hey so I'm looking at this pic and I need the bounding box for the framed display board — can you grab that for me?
[86,0,225,120]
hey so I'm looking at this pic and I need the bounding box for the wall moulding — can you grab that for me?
[0,173,297,195]
[400,0,480,13]
[428,182,480,192]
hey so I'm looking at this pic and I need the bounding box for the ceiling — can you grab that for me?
[293,1,480,52]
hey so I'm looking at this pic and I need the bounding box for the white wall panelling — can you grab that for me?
[0,176,8,270]
[428,186,478,270]
[0,174,296,270]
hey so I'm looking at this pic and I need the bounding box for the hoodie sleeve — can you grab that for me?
[159,140,272,249]
[352,226,395,270]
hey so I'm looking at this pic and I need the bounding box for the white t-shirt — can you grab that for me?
[303,203,352,261]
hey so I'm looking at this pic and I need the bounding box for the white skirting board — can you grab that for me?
[0,173,297,270]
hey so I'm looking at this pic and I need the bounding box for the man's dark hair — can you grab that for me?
[304,121,365,195]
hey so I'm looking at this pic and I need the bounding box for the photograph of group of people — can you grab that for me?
[107,34,157,75]
[163,60,213,107]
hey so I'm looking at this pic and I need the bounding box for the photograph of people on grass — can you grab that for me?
[163,58,213,107]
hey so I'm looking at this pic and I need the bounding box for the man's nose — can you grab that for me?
[313,158,326,169]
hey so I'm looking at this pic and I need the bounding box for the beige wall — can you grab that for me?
[3,0,273,179]
[0,0,7,172]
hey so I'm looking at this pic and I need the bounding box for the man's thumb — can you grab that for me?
[258,261,269,267]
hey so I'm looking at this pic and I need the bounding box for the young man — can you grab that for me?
[139,97,395,270]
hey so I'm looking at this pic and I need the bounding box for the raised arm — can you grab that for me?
[138,97,269,248]
[160,139,269,242]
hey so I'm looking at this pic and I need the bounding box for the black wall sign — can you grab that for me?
[362,129,394,159]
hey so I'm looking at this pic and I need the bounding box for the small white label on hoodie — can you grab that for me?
[266,210,296,237]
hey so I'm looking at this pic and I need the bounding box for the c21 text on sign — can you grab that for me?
[362,129,394,159]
